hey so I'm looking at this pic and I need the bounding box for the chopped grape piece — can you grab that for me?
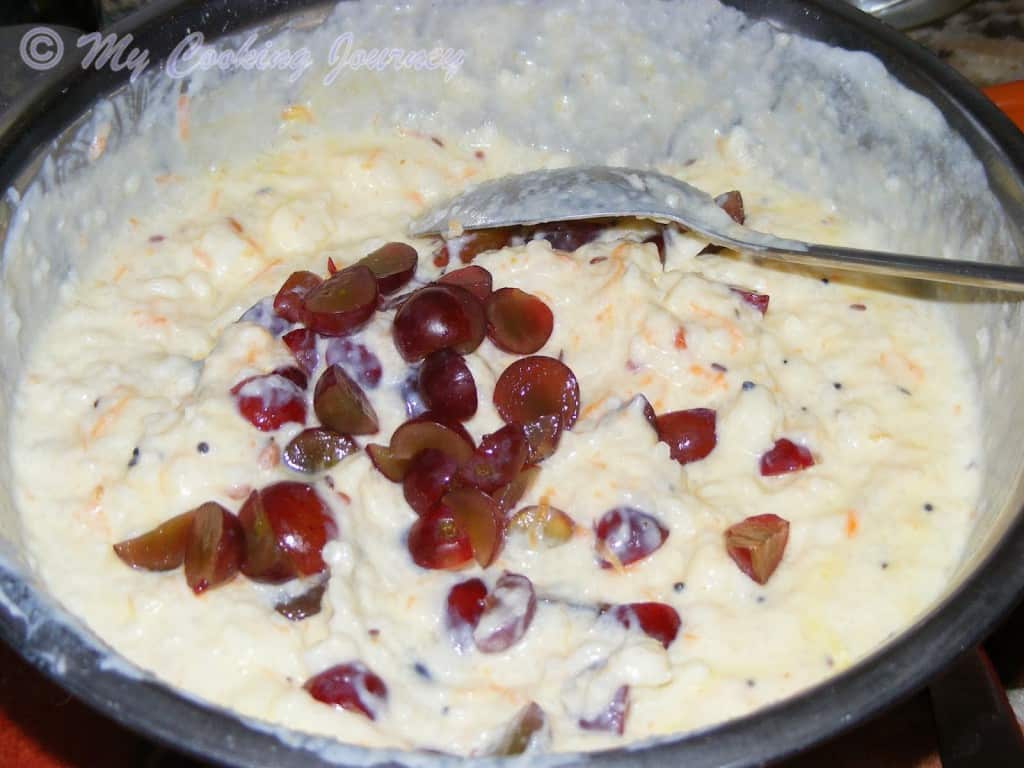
[392,284,486,361]
[282,328,318,374]
[491,702,548,755]
[725,514,790,584]
[275,580,327,621]
[578,686,629,734]
[184,502,244,595]
[655,408,717,465]
[400,369,427,418]
[445,577,488,651]
[438,265,493,301]
[730,287,769,315]
[759,438,815,476]
[403,449,459,516]
[274,271,322,323]
[113,511,194,571]
[715,190,746,224]
[313,365,379,436]
[485,288,554,354]
[418,349,477,421]
[520,414,562,464]
[610,602,681,648]
[494,356,580,431]
[458,424,527,493]
[508,502,575,548]
[282,427,357,474]
[529,220,607,251]
[594,507,668,569]
[474,572,537,653]
[304,662,387,720]
[357,242,417,294]
[272,365,308,390]
[239,482,337,583]
[389,418,475,464]
[240,297,290,336]
[407,503,473,570]
[494,465,541,516]
[231,371,306,432]
[448,229,516,263]
[444,487,503,567]
[366,443,410,482]
[301,265,378,336]
[324,338,383,389]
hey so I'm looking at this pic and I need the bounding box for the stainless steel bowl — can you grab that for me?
[0,1,1021,766]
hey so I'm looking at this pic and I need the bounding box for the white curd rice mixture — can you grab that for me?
[7,0,986,749]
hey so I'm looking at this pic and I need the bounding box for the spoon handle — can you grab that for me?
[757,243,1024,291]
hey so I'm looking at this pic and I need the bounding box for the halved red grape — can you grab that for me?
[282,328,318,374]
[444,487,503,567]
[403,449,459,516]
[530,220,605,252]
[239,482,337,583]
[448,229,516,264]
[366,443,410,482]
[407,503,473,570]
[595,507,668,569]
[113,511,193,571]
[655,408,717,466]
[419,349,477,421]
[400,370,427,418]
[412,412,475,446]
[302,265,378,336]
[458,424,527,493]
[521,414,562,464]
[324,338,383,389]
[610,602,681,648]
[636,394,658,431]
[725,513,790,584]
[759,438,814,476]
[231,372,306,432]
[389,418,474,464]
[730,287,769,315]
[643,230,667,264]
[474,572,536,653]
[578,686,629,734]
[494,465,541,516]
[313,365,379,436]
[491,702,548,756]
[438,265,492,302]
[486,288,554,355]
[716,190,746,224]
[283,427,357,474]
[304,662,387,720]
[392,284,486,362]
[240,297,290,336]
[274,271,322,323]
[494,356,580,431]
[272,365,308,390]
[184,502,244,595]
[445,577,488,652]
[357,242,417,295]
[507,502,575,548]
[275,580,327,621]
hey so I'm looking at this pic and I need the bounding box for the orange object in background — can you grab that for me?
[985,81,1024,132]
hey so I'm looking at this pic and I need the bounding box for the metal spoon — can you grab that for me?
[408,166,1024,291]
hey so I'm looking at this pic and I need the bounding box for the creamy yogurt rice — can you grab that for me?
[10,126,979,754]
[5,0,989,759]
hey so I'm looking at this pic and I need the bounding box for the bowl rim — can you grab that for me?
[0,1,1022,766]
